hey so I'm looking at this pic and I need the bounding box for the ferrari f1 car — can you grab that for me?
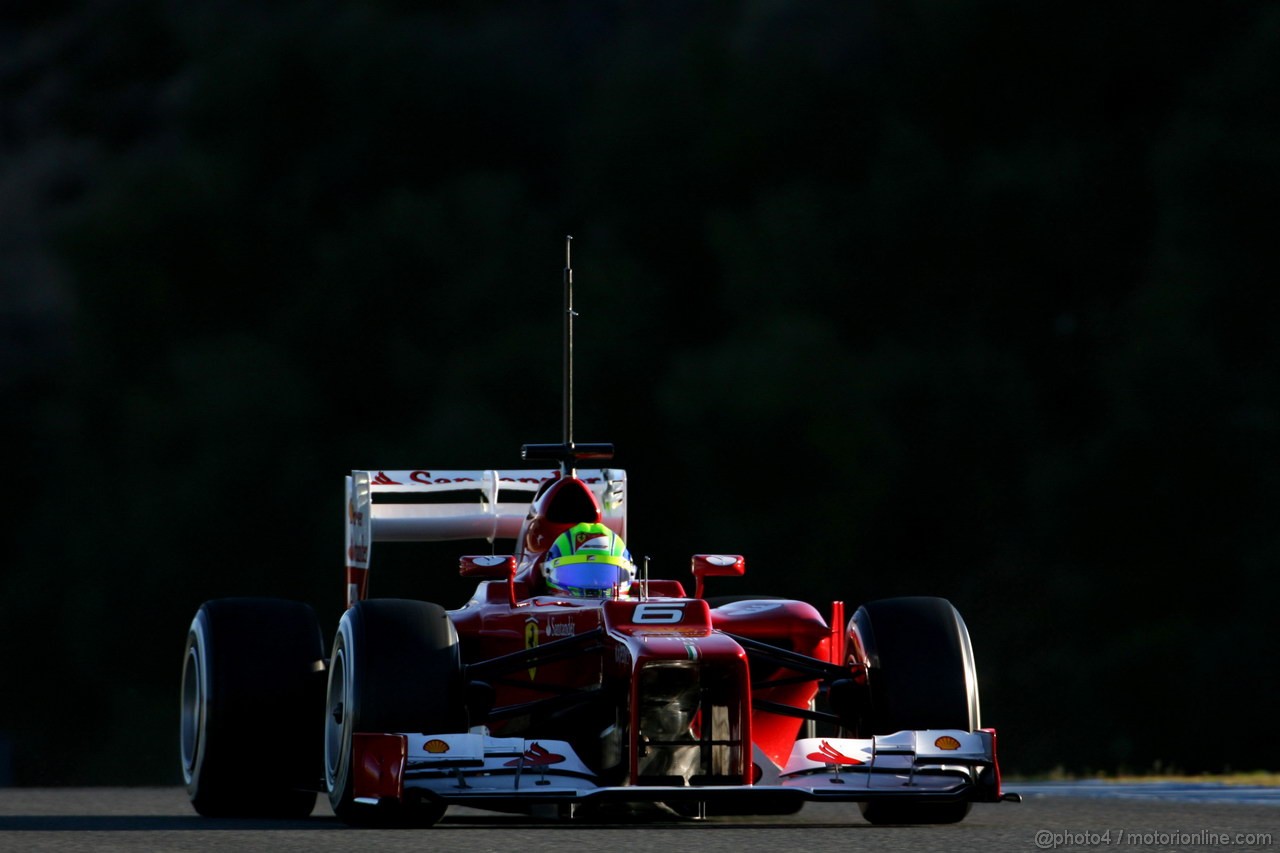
[179,244,1017,826]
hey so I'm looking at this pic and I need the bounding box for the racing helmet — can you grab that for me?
[543,522,634,598]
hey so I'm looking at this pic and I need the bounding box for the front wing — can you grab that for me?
[349,728,1009,811]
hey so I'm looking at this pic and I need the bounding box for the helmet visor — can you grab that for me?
[548,555,632,594]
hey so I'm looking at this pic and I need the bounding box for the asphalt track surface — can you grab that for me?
[0,785,1276,852]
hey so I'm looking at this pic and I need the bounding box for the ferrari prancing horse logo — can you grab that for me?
[524,618,538,680]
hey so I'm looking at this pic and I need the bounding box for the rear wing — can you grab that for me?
[344,468,627,607]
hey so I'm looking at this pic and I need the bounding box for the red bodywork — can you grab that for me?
[448,585,840,782]
[361,473,856,788]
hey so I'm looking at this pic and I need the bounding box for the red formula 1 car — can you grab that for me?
[180,451,1016,826]
[179,245,1017,826]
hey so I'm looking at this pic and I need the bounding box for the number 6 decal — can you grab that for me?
[633,602,686,624]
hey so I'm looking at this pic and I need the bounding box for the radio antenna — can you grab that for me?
[521,236,613,474]
[563,235,575,460]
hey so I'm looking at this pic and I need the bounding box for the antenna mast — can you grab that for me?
[521,236,614,474]
[563,235,574,460]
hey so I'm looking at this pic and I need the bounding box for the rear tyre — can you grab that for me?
[181,598,326,818]
[850,596,980,826]
[325,599,467,827]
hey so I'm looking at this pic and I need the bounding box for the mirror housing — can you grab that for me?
[691,554,745,599]
[460,555,518,607]
[460,554,517,579]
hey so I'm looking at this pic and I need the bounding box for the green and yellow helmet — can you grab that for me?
[543,522,634,598]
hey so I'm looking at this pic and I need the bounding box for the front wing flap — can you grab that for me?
[350,728,1006,809]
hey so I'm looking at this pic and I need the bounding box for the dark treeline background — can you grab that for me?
[3,0,1278,786]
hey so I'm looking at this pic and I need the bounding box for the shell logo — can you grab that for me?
[423,739,450,754]
[934,735,962,751]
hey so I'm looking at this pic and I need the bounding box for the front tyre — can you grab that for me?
[850,596,980,826]
[325,599,467,827]
[181,598,326,818]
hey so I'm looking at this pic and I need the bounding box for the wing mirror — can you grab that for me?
[460,555,517,579]
[460,555,518,607]
[691,554,745,599]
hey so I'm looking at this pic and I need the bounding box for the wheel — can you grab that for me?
[851,596,980,735]
[181,598,326,818]
[325,599,467,827]
[849,596,980,826]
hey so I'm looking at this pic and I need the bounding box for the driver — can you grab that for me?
[543,522,635,598]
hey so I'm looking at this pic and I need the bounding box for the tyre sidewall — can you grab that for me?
[181,609,213,796]
[325,612,359,815]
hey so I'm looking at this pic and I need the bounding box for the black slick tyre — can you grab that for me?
[180,597,326,818]
[325,599,467,827]
[850,596,980,826]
